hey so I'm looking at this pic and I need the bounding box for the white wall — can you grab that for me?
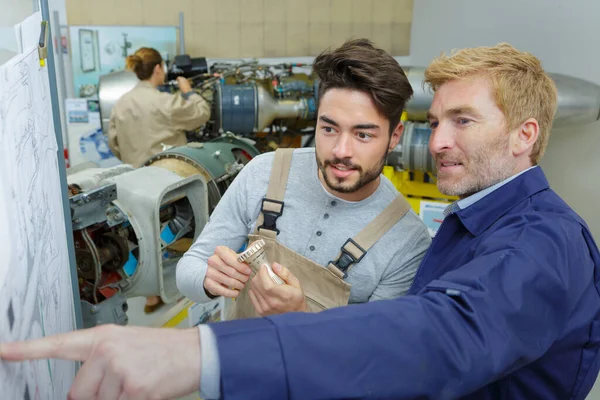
[410,0,600,240]
[410,1,600,397]
[0,0,34,25]
[0,0,35,60]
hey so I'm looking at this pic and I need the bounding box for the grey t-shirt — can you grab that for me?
[176,148,431,304]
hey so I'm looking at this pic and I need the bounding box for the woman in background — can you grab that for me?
[108,47,210,168]
[108,47,210,313]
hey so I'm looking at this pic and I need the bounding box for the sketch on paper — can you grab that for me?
[0,45,77,399]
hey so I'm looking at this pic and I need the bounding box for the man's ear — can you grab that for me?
[513,118,539,157]
[389,121,404,152]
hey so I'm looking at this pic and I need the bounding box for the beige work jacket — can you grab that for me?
[108,81,210,167]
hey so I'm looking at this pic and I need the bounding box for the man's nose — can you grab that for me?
[429,124,454,155]
[333,133,353,159]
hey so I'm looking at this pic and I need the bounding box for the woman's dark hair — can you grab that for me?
[313,38,413,134]
[125,47,163,80]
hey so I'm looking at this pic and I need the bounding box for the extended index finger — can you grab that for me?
[0,329,96,362]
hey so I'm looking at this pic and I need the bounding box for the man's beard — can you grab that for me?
[436,135,516,198]
[316,149,388,194]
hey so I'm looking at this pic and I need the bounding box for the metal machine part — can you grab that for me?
[404,67,434,122]
[98,70,138,136]
[69,183,118,230]
[67,164,135,189]
[167,54,208,81]
[81,292,129,328]
[388,122,436,175]
[67,134,260,328]
[97,61,319,144]
[551,73,600,127]
[238,239,283,284]
[145,134,260,212]
[67,164,209,328]
[106,167,208,301]
[213,82,317,133]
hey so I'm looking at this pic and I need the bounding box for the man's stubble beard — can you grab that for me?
[436,134,516,198]
[315,138,390,194]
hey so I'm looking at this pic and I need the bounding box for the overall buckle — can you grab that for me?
[329,238,367,278]
[257,198,284,235]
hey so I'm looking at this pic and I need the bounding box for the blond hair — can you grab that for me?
[125,47,162,80]
[424,43,557,164]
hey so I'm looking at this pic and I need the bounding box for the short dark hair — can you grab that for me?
[312,38,413,134]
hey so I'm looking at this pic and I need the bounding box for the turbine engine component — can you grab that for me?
[213,82,317,134]
[68,135,260,328]
[97,58,600,175]
[145,134,260,212]
[388,122,436,175]
[98,70,138,136]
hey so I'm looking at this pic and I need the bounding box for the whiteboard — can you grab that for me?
[0,44,77,399]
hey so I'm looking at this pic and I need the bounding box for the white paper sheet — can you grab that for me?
[14,12,42,54]
[0,43,76,400]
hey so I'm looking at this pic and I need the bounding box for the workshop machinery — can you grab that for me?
[99,56,600,212]
[67,134,259,328]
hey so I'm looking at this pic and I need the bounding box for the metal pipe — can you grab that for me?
[404,67,600,127]
[179,12,185,55]
[53,10,69,155]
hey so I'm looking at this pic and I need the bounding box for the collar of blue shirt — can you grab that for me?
[444,166,538,217]
[444,166,548,235]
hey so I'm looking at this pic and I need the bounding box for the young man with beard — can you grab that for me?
[175,38,431,318]
[4,43,600,400]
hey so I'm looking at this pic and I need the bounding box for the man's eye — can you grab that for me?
[357,132,372,140]
[429,121,438,128]
[458,118,471,125]
[322,127,333,133]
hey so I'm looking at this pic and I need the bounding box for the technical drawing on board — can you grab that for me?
[0,44,77,398]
